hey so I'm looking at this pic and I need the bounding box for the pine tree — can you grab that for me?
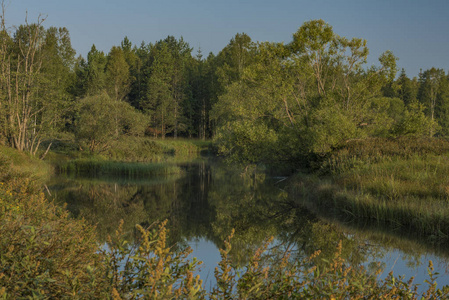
[396,68,417,106]
[106,46,130,101]
[86,44,107,96]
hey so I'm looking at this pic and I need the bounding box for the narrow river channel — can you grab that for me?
[47,159,449,291]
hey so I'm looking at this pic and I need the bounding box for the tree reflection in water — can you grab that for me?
[48,159,449,288]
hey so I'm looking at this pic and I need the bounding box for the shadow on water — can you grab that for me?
[47,158,449,290]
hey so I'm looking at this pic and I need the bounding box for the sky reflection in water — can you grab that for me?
[48,160,449,292]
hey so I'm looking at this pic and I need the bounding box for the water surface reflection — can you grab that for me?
[48,160,449,290]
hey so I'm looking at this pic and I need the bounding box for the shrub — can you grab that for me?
[100,220,205,299]
[210,232,449,299]
[0,178,103,298]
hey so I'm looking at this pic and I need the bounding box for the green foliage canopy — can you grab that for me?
[212,19,402,164]
[75,94,149,152]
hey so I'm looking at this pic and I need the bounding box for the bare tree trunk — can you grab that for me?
[0,3,46,154]
[174,105,177,139]
[161,109,165,139]
[40,141,52,159]
[201,100,206,140]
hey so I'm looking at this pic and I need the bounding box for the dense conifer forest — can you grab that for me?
[1,14,448,165]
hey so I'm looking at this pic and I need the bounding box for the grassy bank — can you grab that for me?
[44,136,212,179]
[291,137,449,243]
[45,135,212,163]
[0,145,52,183]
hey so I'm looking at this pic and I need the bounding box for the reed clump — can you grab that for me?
[56,158,183,178]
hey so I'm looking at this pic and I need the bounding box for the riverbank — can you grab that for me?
[290,137,449,244]
[45,136,212,162]
[1,140,449,298]
[47,136,212,178]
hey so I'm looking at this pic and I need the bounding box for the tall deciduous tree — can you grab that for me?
[0,5,48,154]
[417,68,449,136]
[215,33,255,92]
[212,20,399,164]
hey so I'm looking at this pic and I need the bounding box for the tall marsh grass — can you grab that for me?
[107,137,212,162]
[56,158,183,178]
[46,136,211,162]
[293,137,449,243]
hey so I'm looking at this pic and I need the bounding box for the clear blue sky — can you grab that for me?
[3,0,449,77]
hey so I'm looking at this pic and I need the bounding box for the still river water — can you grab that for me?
[48,159,449,291]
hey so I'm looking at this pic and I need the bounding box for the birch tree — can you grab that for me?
[0,3,47,154]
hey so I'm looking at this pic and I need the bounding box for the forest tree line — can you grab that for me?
[0,13,448,163]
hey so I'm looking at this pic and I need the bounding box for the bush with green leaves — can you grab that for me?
[0,176,102,298]
[394,102,439,137]
[75,93,149,153]
[214,120,280,164]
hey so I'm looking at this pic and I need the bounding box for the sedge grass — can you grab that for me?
[293,137,449,243]
[56,158,183,178]
[45,136,212,165]
[102,136,211,162]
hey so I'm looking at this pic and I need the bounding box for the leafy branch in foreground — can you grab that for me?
[103,219,205,299]
[210,234,449,299]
